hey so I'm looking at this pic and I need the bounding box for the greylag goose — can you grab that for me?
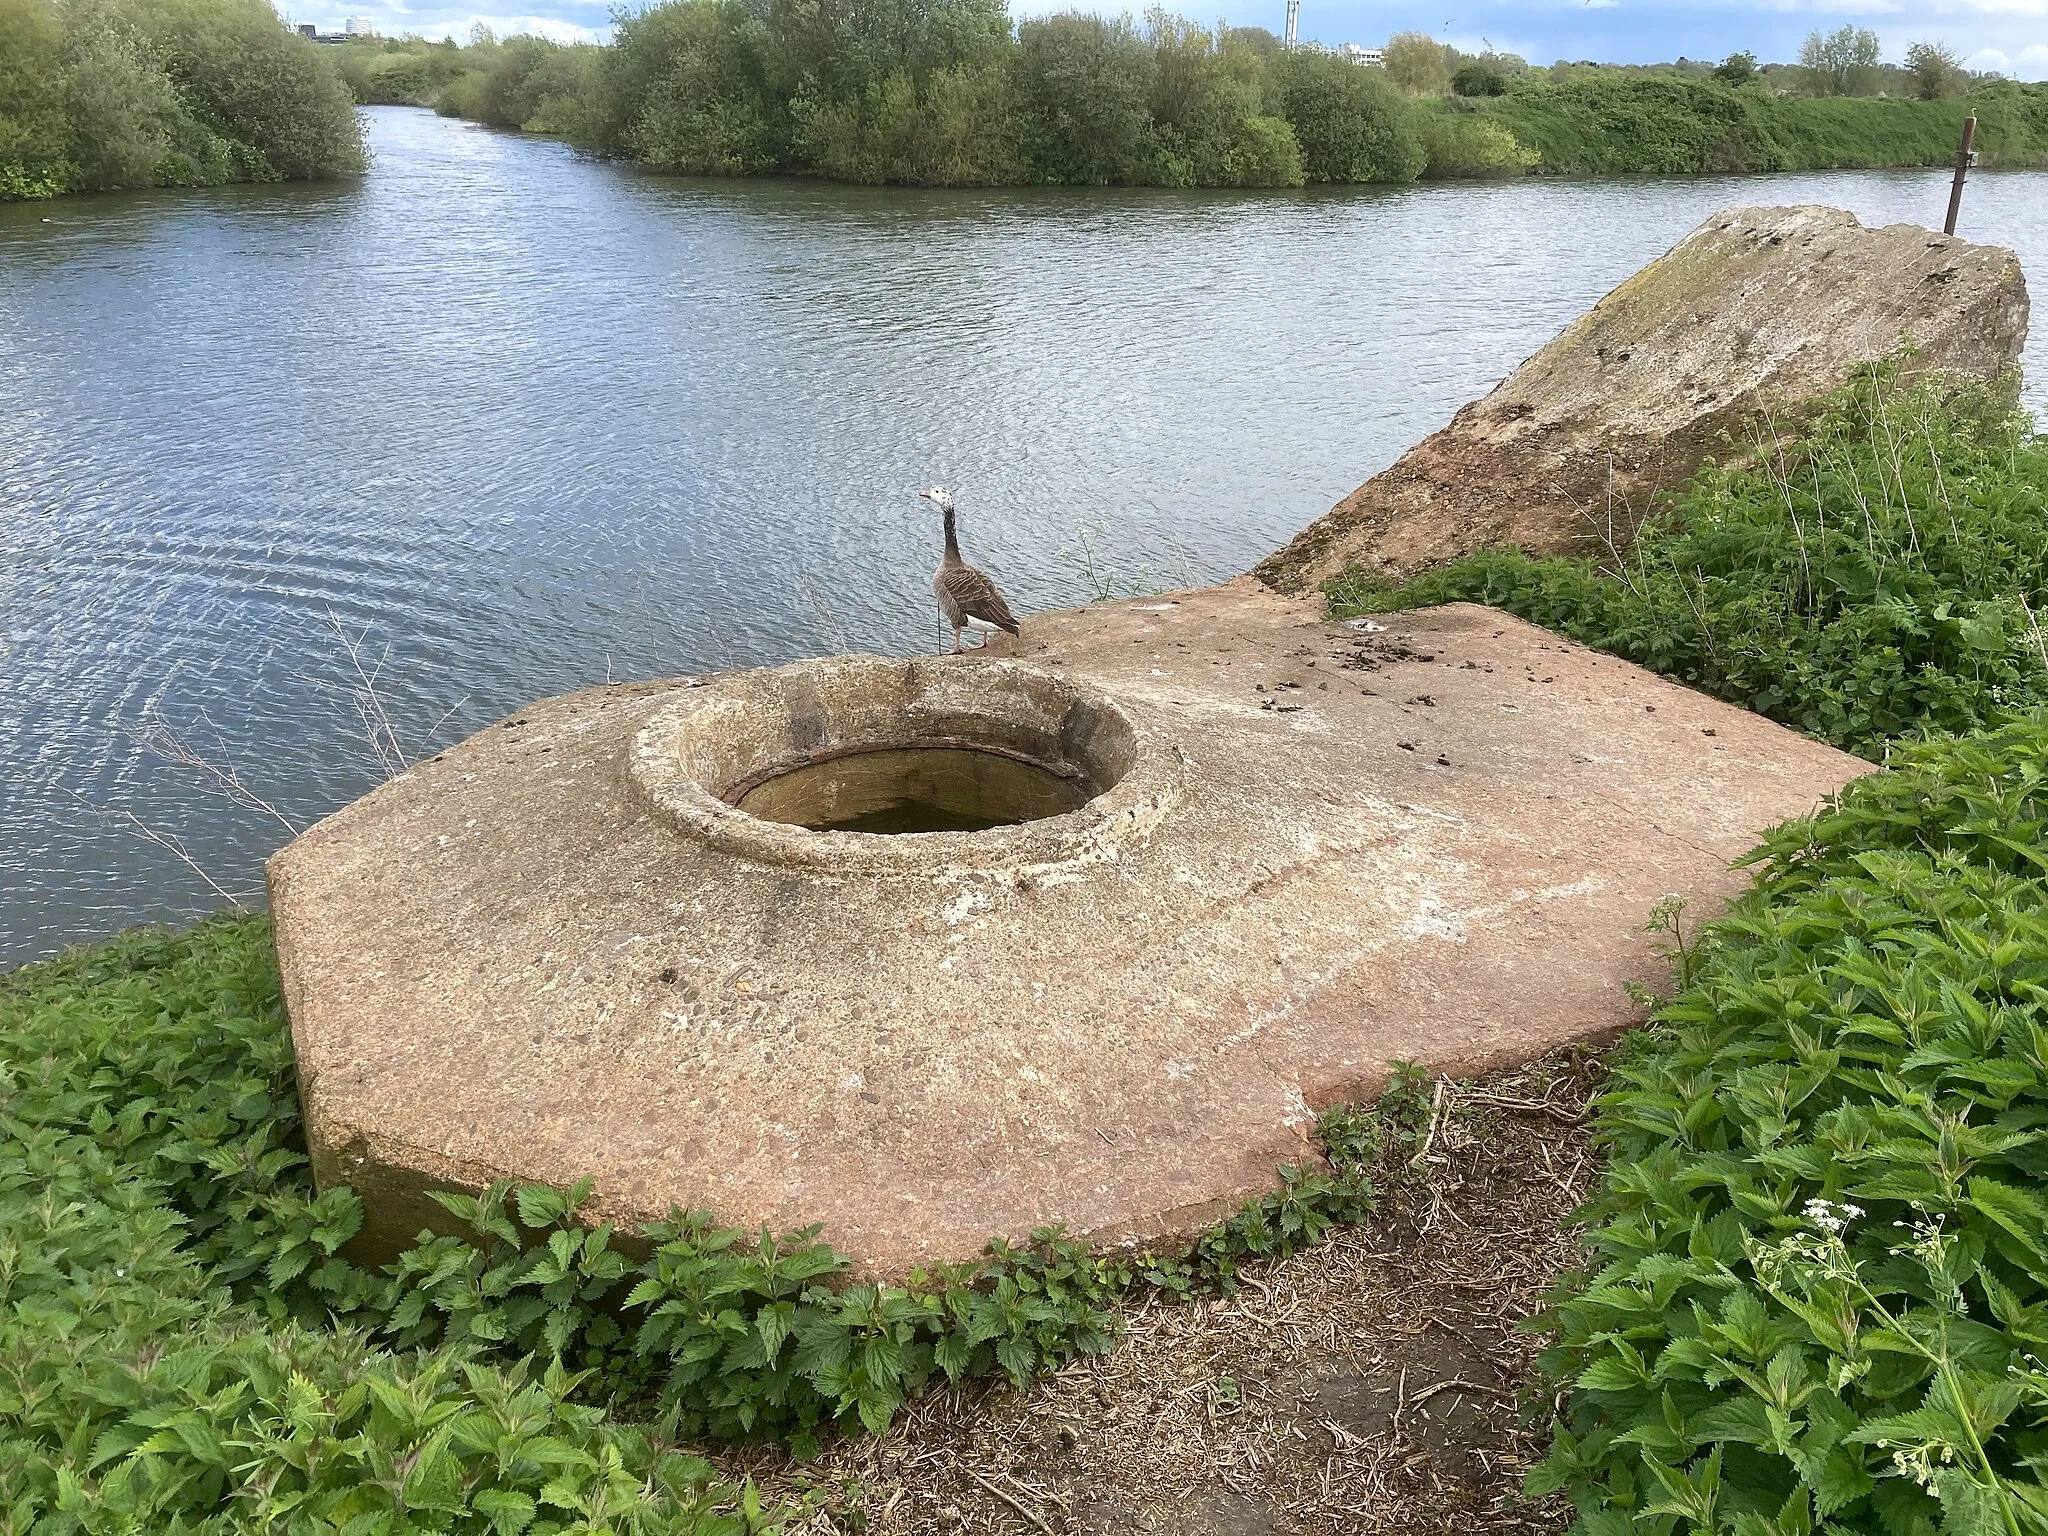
[920,487,1020,654]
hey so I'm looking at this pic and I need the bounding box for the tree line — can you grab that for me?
[340,3,1503,187]
[1377,26,1987,103]
[0,0,364,200]
[340,3,2047,190]
[5,0,2043,202]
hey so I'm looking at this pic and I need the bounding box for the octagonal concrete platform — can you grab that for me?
[269,582,1868,1274]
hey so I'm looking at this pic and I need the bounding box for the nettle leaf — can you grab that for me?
[1579,1353,1652,1394]
[1967,1177,2048,1261]
[517,1185,568,1230]
[932,1331,974,1383]
[1932,1467,2011,1536]
[790,1314,852,1379]
[994,1334,1036,1386]
[472,1489,538,1536]
[1693,1396,1774,1448]
[755,1301,797,1363]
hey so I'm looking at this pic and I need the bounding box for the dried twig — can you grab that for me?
[65,791,253,910]
[962,1469,1055,1533]
[131,701,299,836]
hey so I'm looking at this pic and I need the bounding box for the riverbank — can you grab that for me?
[0,0,363,201]
[332,11,2048,190]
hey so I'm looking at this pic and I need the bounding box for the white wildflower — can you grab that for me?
[1803,1198,1863,1233]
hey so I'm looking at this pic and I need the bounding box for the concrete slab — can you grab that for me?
[269,584,1868,1275]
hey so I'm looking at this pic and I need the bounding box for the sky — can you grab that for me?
[285,0,2048,81]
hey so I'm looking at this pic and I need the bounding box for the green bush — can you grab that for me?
[1416,104,1537,176]
[1272,48,1424,183]
[1532,714,2048,1536]
[1009,11,1155,184]
[797,66,1023,185]
[610,0,780,173]
[1330,371,2048,760]
[0,0,363,199]
[0,918,775,1533]
[332,39,471,107]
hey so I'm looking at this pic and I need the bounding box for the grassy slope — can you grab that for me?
[1468,78,2048,174]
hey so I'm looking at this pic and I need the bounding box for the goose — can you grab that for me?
[920,487,1020,654]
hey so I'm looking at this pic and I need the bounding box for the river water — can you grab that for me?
[2,106,2043,961]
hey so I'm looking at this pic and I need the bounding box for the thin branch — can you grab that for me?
[66,790,252,910]
[131,700,300,836]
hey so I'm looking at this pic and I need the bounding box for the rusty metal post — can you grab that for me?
[1944,115,1978,235]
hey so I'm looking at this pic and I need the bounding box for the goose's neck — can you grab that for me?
[942,505,961,561]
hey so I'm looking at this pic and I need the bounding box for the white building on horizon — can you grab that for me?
[1338,43,1384,66]
[343,16,377,36]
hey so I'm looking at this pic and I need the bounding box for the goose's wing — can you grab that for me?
[939,563,1021,634]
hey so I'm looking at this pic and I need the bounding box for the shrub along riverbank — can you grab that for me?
[0,0,364,200]
[8,2,2043,200]
[1337,371,2048,1532]
[333,5,2048,190]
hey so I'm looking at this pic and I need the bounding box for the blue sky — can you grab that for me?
[285,0,2048,80]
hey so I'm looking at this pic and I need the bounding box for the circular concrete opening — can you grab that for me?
[737,748,1094,834]
[629,656,1173,874]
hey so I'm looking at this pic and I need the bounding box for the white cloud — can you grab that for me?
[1965,42,2048,76]
[1766,0,1906,15]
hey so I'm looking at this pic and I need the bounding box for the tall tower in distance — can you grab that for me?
[1283,0,1299,49]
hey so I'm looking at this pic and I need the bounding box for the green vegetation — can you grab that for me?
[1332,372,2048,1532]
[1536,717,2048,1536]
[339,5,1419,188]
[1461,73,2048,176]
[1330,372,2048,760]
[0,0,364,200]
[15,1,2041,198]
[0,906,1434,1526]
[345,8,2048,190]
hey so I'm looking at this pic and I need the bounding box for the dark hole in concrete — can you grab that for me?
[737,747,1093,835]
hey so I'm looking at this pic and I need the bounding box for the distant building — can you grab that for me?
[296,22,315,36]
[343,16,376,36]
[1338,43,1384,66]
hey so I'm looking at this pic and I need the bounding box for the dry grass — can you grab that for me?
[714,1053,1603,1536]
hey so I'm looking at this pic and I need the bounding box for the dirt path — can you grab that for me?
[718,1054,1602,1535]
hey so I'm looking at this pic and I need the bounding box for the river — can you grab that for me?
[2,105,2042,962]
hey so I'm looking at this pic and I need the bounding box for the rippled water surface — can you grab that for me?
[3,106,2043,960]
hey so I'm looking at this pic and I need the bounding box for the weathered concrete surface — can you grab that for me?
[270,584,1868,1276]
[1256,206,2030,592]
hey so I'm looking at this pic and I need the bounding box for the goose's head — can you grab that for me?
[918,486,955,514]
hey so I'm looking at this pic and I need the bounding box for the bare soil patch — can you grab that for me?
[715,1054,1602,1535]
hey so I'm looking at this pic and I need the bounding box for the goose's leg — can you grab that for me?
[952,628,965,655]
